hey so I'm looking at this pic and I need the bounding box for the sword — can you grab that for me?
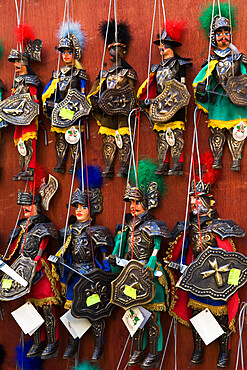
[48,255,94,283]
[0,260,28,287]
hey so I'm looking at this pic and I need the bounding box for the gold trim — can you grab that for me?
[41,258,62,305]
[188,298,228,316]
[4,229,25,261]
[98,126,130,136]
[64,299,72,310]
[208,118,247,130]
[143,302,167,312]
[51,125,84,134]
[153,121,185,132]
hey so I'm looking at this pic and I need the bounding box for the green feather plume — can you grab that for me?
[74,362,100,370]
[199,2,237,35]
[129,158,167,197]
[0,40,3,59]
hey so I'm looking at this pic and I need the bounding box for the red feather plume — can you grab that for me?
[29,164,48,193]
[164,19,187,42]
[15,24,35,48]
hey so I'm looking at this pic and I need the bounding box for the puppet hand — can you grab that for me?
[107,254,117,266]
[195,82,208,103]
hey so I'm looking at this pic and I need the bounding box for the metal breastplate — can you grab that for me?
[216,57,241,87]
[71,228,94,264]
[106,73,127,89]
[189,223,217,258]
[127,227,154,262]
[156,61,179,94]
[14,79,30,95]
[19,230,39,260]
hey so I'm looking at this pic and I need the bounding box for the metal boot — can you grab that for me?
[190,311,204,365]
[102,134,116,178]
[209,128,226,169]
[41,305,59,359]
[13,153,25,181]
[68,143,79,174]
[91,319,105,362]
[54,133,68,173]
[216,315,231,368]
[117,134,131,177]
[127,327,146,366]
[27,326,46,358]
[141,312,161,369]
[169,129,184,175]
[154,133,169,176]
[63,332,78,359]
[19,139,34,181]
[227,131,244,171]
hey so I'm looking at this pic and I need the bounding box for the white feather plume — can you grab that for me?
[58,21,86,50]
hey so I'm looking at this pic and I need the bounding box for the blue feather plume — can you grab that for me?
[58,21,86,50]
[74,362,100,370]
[15,339,43,370]
[77,165,103,190]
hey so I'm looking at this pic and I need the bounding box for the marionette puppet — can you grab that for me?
[52,166,114,361]
[88,20,137,178]
[165,175,245,368]
[0,25,42,181]
[138,20,192,176]
[42,22,90,174]
[193,2,247,171]
[0,166,61,359]
[108,159,171,369]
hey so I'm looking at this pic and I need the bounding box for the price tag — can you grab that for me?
[59,107,75,120]
[86,294,101,307]
[2,279,12,289]
[124,285,137,299]
[228,268,241,286]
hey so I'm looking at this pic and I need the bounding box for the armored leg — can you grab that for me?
[227,131,244,171]
[102,134,116,178]
[54,133,68,174]
[19,139,35,181]
[169,129,184,175]
[117,134,131,177]
[209,128,226,169]
[216,315,231,368]
[127,327,146,366]
[154,133,169,176]
[68,143,79,174]
[190,310,204,365]
[26,326,46,358]
[13,153,25,181]
[91,319,105,362]
[63,332,79,359]
[141,312,161,369]
[41,305,59,360]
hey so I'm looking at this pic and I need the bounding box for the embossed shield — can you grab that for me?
[0,93,39,125]
[98,85,137,116]
[52,88,91,128]
[110,260,155,310]
[0,255,37,301]
[176,247,247,301]
[225,75,247,106]
[149,79,190,122]
[71,269,117,321]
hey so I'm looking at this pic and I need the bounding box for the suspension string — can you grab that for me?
[114,0,118,73]
[146,0,157,100]
[174,319,177,370]
[192,150,203,252]
[161,0,166,25]
[228,0,234,76]
[206,0,216,88]
[235,302,247,370]
[99,0,113,98]
[116,334,131,370]
[159,318,174,370]
[61,144,78,255]
[131,109,140,260]
[128,108,138,182]
[218,0,221,16]
[79,120,84,193]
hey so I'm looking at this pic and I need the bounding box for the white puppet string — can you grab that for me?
[206,0,216,88]
[114,0,118,73]
[174,319,177,370]
[3,181,28,259]
[115,334,131,370]
[235,302,247,370]
[99,0,113,98]
[218,0,222,16]
[159,318,175,370]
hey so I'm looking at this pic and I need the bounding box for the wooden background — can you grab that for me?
[0,0,246,369]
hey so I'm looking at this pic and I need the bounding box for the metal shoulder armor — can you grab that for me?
[241,54,247,65]
[177,58,193,67]
[142,220,172,239]
[90,225,114,247]
[208,219,245,239]
[52,70,61,79]
[31,222,58,241]
[171,221,189,239]
[24,74,41,87]
[58,226,71,245]
[126,69,137,80]
[8,227,22,244]
[151,64,160,73]
[99,70,108,79]
[78,69,88,81]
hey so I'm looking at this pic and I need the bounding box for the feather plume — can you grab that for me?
[129,158,167,196]
[0,40,3,59]
[15,24,35,48]
[58,21,86,50]
[74,362,100,370]
[29,164,48,193]
[99,19,132,47]
[194,152,220,185]
[165,19,187,42]
[15,340,43,370]
[199,2,237,35]
[77,165,103,190]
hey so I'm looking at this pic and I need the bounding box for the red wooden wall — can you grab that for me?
[0,0,246,369]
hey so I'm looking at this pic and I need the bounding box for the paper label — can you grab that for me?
[86,294,101,307]
[122,307,144,336]
[190,308,224,345]
[60,310,91,339]
[2,279,12,289]
[65,126,80,144]
[124,285,137,299]
[228,268,241,286]
[138,306,152,329]
[11,302,44,335]
[115,130,123,149]
[233,121,247,141]
[59,107,75,120]
[18,139,27,156]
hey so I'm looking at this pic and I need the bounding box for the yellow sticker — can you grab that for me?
[228,268,241,286]
[86,294,101,307]
[124,285,137,299]
[59,107,75,120]
[2,279,13,289]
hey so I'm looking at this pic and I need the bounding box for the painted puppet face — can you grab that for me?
[215,28,231,50]
[109,45,125,62]
[61,49,74,65]
[22,204,38,218]
[158,43,174,59]
[75,204,90,222]
[14,60,27,75]
[190,196,208,216]
[129,200,146,217]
